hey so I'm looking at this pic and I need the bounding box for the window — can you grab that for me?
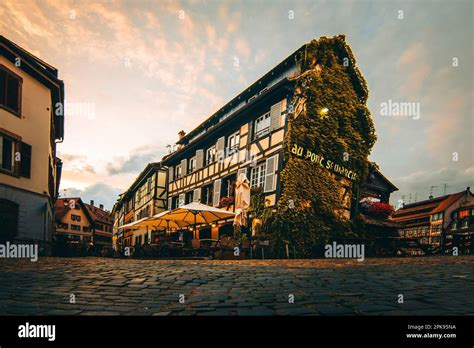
[0,65,22,115]
[206,146,216,165]
[250,163,266,188]
[71,224,81,231]
[189,157,196,172]
[431,213,443,221]
[0,134,15,173]
[19,142,31,178]
[185,191,193,204]
[221,174,236,198]
[83,226,92,232]
[147,177,152,193]
[71,214,81,222]
[171,196,179,210]
[462,219,468,229]
[451,222,457,230]
[175,165,182,179]
[254,112,271,139]
[0,199,18,242]
[201,184,213,205]
[227,132,240,154]
[459,210,469,218]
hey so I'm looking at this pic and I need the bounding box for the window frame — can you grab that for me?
[250,162,267,189]
[0,130,21,177]
[254,112,271,139]
[189,156,196,173]
[0,64,23,117]
[227,131,240,154]
[206,146,216,165]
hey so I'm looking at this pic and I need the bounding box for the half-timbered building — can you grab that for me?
[113,162,167,248]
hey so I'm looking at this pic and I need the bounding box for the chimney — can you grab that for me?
[178,130,186,141]
[429,195,434,200]
[99,204,104,210]
[90,200,94,206]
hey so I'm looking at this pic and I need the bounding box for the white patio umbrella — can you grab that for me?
[161,202,235,239]
[233,172,250,227]
[141,210,191,232]
[117,217,150,230]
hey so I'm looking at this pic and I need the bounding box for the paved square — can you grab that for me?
[0,256,472,316]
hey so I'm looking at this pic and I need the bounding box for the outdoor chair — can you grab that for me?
[190,239,206,257]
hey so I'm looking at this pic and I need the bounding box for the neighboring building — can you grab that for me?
[55,198,94,245]
[359,166,398,205]
[444,202,474,254]
[392,187,474,254]
[55,197,113,250]
[113,162,167,249]
[0,35,64,254]
[83,200,113,249]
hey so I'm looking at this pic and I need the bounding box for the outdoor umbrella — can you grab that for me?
[233,172,251,227]
[117,217,150,230]
[142,210,191,234]
[160,202,235,239]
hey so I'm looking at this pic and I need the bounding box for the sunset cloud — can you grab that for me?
[1,0,471,209]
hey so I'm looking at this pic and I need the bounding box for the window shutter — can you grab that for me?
[213,179,221,207]
[193,188,201,202]
[196,149,204,169]
[181,158,187,176]
[264,155,278,193]
[270,101,282,131]
[168,166,174,181]
[19,142,31,178]
[248,121,254,142]
[168,197,173,210]
[237,167,247,180]
[216,136,225,161]
[178,194,185,207]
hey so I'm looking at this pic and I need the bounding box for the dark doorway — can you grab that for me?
[0,199,19,243]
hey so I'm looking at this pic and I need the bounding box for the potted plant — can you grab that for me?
[219,196,234,208]
[367,202,394,219]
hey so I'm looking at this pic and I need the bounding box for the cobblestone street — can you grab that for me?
[0,256,472,316]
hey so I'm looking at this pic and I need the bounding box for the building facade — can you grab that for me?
[445,202,474,254]
[55,198,113,250]
[55,198,94,244]
[392,187,474,254]
[160,37,396,241]
[0,35,64,254]
[113,162,167,249]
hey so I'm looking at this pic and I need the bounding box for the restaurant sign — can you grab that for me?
[291,143,358,181]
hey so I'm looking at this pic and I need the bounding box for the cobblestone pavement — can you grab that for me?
[0,256,473,316]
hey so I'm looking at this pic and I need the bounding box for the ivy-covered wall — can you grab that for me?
[260,35,377,257]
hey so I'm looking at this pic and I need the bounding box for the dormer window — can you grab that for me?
[206,146,216,165]
[189,157,196,172]
[254,112,271,139]
[175,165,182,179]
[227,131,240,154]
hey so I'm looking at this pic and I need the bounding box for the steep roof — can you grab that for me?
[55,198,95,225]
[392,189,471,221]
[84,203,113,224]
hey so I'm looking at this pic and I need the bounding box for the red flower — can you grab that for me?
[367,202,394,218]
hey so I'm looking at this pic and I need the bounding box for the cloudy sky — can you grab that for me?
[1,0,472,210]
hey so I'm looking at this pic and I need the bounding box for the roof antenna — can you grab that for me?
[429,185,438,199]
[441,183,448,196]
